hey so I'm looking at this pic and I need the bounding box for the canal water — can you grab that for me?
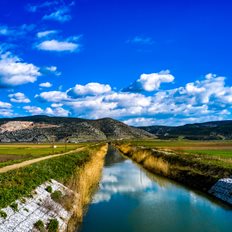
[79,147,232,232]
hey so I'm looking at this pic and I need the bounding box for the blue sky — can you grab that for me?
[0,0,232,126]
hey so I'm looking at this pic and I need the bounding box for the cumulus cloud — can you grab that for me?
[14,71,231,126]
[36,39,79,52]
[0,52,41,87]
[23,106,44,115]
[39,82,52,88]
[123,70,174,92]
[36,91,69,102]
[23,105,69,116]
[8,92,30,103]
[68,83,112,97]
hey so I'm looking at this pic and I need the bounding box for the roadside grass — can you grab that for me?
[0,144,84,168]
[0,147,95,209]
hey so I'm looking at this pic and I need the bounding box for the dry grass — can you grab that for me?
[66,144,108,232]
[143,155,169,175]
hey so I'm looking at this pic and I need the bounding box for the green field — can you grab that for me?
[129,139,232,159]
[0,144,104,208]
[0,144,82,168]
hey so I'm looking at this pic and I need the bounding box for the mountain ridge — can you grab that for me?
[139,120,232,140]
[0,115,154,143]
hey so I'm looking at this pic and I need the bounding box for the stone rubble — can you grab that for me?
[0,179,73,232]
[209,177,232,205]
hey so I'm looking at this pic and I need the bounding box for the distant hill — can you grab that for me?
[0,115,154,143]
[139,120,232,140]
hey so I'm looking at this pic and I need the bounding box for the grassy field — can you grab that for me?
[0,143,83,168]
[0,144,104,209]
[128,139,232,159]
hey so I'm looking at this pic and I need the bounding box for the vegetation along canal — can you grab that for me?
[79,146,232,232]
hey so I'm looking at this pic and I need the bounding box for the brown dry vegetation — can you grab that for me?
[66,144,108,232]
[115,143,232,192]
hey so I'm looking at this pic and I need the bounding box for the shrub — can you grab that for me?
[47,218,59,232]
[34,220,45,232]
[46,186,53,193]
[10,202,18,212]
[0,210,7,219]
[51,190,63,202]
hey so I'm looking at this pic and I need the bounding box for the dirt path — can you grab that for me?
[0,147,85,174]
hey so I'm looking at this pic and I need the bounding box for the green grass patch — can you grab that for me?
[34,220,45,232]
[183,150,232,158]
[47,218,59,232]
[0,144,83,168]
[0,149,91,209]
[127,139,232,158]
[51,190,62,202]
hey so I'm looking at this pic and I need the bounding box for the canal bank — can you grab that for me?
[0,144,108,232]
[79,146,232,232]
[115,143,232,206]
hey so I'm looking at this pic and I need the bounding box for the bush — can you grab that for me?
[0,210,7,219]
[51,190,63,202]
[47,218,59,232]
[34,220,45,232]
[45,186,53,193]
[10,202,18,212]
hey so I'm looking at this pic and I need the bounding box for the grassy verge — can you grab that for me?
[0,145,99,209]
[0,144,83,168]
[115,142,232,192]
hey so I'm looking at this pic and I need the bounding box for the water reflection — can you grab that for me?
[80,147,232,232]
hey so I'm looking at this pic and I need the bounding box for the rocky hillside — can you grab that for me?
[0,116,154,143]
[139,120,232,140]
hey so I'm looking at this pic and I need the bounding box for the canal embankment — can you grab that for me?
[115,143,232,205]
[0,143,108,232]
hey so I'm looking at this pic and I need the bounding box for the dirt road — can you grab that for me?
[0,147,85,174]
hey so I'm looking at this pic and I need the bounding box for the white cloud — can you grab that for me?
[68,83,112,97]
[23,106,44,115]
[44,66,61,76]
[44,107,70,116]
[123,117,157,126]
[0,52,41,87]
[24,105,69,117]
[39,82,52,88]
[21,72,232,126]
[124,70,174,92]
[0,101,12,109]
[8,92,30,103]
[43,7,71,22]
[36,39,79,52]
[37,30,58,38]
[36,91,69,102]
